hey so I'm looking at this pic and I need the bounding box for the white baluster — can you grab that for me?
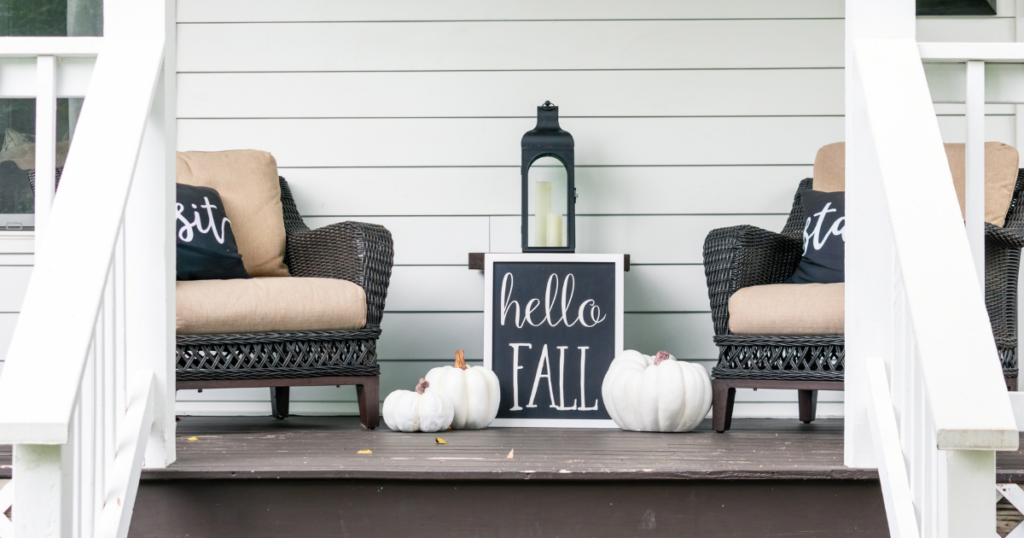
[115,224,127,438]
[104,268,117,508]
[33,55,56,243]
[81,342,95,538]
[965,60,986,291]
[71,401,81,538]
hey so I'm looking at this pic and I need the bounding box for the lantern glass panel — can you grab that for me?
[526,156,569,248]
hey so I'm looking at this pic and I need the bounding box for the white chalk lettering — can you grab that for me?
[499,272,606,329]
[554,346,577,411]
[526,344,557,409]
[578,346,598,411]
[508,343,531,411]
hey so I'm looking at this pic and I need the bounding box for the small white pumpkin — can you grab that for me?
[601,350,712,432]
[382,378,455,433]
[425,350,500,430]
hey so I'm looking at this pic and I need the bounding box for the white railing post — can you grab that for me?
[845,0,917,470]
[124,65,175,468]
[965,60,986,291]
[110,0,175,468]
[1017,0,1024,149]
[942,450,997,537]
[13,445,66,538]
[34,55,56,243]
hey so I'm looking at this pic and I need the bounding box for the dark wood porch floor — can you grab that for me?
[154,416,869,481]
[5,416,1024,481]
[135,416,1024,482]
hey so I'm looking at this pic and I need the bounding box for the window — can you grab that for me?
[0,0,100,230]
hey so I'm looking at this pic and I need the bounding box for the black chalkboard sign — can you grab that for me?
[484,254,624,427]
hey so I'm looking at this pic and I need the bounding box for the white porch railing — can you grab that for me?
[0,2,176,536]
[847,5,1022,535]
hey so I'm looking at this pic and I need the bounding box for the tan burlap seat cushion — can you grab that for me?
[176,150,290,277]
[813,141,1019,226]
[177,277,367,335]
[728,283,844,335]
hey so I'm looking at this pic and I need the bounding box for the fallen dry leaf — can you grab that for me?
[187,437,199,441]
[357,449,372,455]
[435,437,447,444]
[506,449,514,459]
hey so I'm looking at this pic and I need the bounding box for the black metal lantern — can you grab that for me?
[522,101,575,252]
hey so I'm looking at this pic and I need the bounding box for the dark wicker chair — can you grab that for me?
[703,171,1024,432]
[175,177,394,428]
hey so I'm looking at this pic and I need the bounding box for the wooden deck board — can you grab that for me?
[148,416,868,480]
[4,416,1024,481]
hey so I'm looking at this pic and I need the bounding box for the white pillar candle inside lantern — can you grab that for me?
[546,213,562,247]
[534,178,551,247]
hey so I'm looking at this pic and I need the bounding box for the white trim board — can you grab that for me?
[177,1,848,23]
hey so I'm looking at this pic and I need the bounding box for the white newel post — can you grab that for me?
[845,0,917,469]
[124,68,175,468]
[1017,0,1024,148]
[110,0,176,468]
[965,60,986,290]
[13,445,66,538]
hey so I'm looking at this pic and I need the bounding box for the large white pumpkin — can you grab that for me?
[382,378,455,433]
[425,350,500,429]
[601,350,712,432]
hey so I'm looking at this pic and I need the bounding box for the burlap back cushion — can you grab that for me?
[176,150,289,277]
[812,141,1019,227]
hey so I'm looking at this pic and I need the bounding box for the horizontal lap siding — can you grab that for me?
[169,1,1015,417]
[0,245,33,374]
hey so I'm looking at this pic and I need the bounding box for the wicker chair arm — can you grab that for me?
[285,221,394,327]
[703,225,803,335]
[988,222,1024,250]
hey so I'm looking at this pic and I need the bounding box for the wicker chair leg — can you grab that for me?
[799,390,818,424]
[1007,376,1018,392]
[271,386,290,420]
[357,377,380,430]
[712,380,736,433]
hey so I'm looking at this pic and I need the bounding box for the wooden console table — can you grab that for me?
[468,252,630,271]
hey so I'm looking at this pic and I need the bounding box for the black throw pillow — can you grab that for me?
[176,184,250,281]
[786,189,845,284]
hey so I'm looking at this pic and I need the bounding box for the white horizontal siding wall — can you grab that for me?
[0,234,33,378]
[169,0,1022,418]
[0,1,1012,417]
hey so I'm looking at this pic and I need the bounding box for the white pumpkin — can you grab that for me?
[425,350,500,429]
[382,378,455,433]
[601,350,712,432]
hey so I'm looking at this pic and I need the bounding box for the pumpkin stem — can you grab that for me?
[654,351,670,366]
[455,349,468,370]
[415,378,429,394]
